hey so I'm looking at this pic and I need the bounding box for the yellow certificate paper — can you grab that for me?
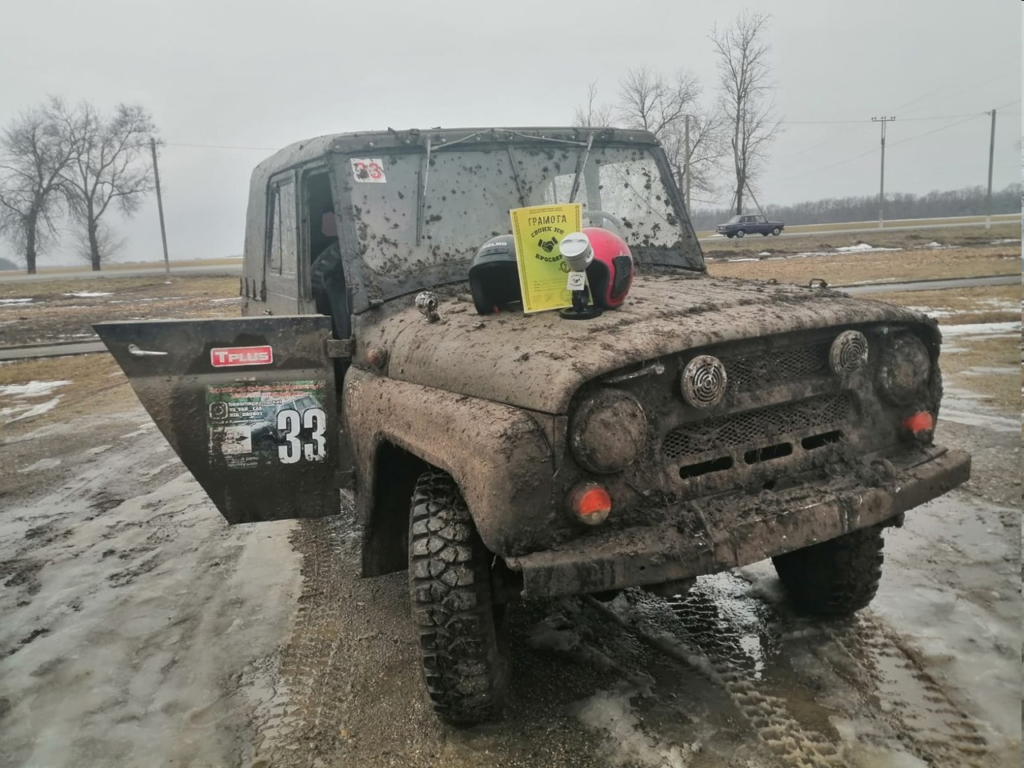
[509,203,582,313]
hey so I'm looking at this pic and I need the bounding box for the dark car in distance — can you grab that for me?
[717,213,784,238]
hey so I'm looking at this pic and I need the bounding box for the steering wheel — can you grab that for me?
[585,210,625,237]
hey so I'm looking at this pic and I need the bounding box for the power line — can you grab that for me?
[886,113,985,149]
[779,111,981,125]
[888,57,1019,114]
[160,104,1020,151]
[773,112,991,183]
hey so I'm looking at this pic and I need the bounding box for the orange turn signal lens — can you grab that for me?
[901,411,934,442]
[569,483,612,525]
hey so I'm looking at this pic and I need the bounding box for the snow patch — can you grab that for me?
[904,306,955,319]
[793,245,903,258]
[210,297,242,304]
[0,298,33,305]
[0,380,70,399]
[835,243,902,253]
[575,687,690,768]
[3,396,62,422]
[0,379,70,424]
[18,457,63,473]
[63,291,113,298]
[940,321,1020,338]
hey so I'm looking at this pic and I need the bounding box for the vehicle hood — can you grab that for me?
[354,274,932,415]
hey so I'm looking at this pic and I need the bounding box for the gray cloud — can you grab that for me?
[1,0,1019,266]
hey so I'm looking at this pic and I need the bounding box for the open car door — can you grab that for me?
[95,316,339,524]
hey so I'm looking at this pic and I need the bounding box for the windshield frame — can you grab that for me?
[328,131,704,313]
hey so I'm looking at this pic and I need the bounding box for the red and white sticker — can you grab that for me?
[351,158,386,183]
[210,345,274,368]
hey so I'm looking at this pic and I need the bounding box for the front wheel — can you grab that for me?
[409,470,509,724]
[771,227,782,236]
[735,229,746,238]
[772,526,884,617]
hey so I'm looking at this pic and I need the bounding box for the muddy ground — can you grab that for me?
[0,237,1021,768]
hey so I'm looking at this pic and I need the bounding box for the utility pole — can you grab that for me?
[985,108,996,230]
[683,114,691,214]
[871,116,896,228]
[150,137,170,274]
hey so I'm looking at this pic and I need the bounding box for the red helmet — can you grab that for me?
[583,227,634,309]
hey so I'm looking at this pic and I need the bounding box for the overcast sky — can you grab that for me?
[1,0,1020,266]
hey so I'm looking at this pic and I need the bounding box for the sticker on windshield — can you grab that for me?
[206,380,328,469]
[351,158,386,183]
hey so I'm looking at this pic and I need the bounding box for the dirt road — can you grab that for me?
[0,390,1019,767]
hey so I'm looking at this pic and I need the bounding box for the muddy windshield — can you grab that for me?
[337,138,702,305]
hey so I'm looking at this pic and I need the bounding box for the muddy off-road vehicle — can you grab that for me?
[96,127,970,725]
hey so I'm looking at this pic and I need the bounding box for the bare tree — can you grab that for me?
[711,11,780,215]
[615,67,725,208]
[0,98,75,274]
[58,102,157,271]
[573,82,615,128]
[73,221,125,265]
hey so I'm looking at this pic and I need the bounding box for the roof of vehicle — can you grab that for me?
[254,126,662,176]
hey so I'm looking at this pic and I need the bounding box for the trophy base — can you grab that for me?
[559,306,603,320]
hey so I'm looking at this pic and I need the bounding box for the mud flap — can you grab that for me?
[95,316,339,524]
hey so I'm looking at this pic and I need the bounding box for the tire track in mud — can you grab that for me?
[588,584,846,768]
[825,614,992,767]
[248,516,357,764]
[589,574,996,768]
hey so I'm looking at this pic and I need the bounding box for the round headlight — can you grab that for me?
[877,333,931,405]
[830,330,869,375]
[569,390,647,474]
[681,355,727,408]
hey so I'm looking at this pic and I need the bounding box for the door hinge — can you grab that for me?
[326,338,354,358]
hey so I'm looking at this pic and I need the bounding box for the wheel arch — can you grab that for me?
[345,368,557,577]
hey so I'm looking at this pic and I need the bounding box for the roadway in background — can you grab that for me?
[0,214,1019,283]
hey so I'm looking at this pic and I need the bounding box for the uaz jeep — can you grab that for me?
[96,127,970,724]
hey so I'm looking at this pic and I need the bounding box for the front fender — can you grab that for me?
[344,367,559,557]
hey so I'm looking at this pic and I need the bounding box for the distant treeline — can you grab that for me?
[688,184,1022,231]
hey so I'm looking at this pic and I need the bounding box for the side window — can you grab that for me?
[266,179,297,276]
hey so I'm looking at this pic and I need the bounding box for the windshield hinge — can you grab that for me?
[325,338,354,358]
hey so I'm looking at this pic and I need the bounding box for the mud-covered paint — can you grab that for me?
[508,447,971,598]
[94,316,340,524]
[354,273,938,415]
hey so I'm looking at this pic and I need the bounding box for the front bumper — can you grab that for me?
[507,447,970,599]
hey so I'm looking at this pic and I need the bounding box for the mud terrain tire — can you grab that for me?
[772,526,884,617]
[409,470,508,724]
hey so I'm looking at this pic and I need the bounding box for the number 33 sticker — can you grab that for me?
[276,408,328,464]
[351,158,386,183]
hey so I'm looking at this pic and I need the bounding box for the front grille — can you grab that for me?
[662,393,855,460]
[722,342,831,392]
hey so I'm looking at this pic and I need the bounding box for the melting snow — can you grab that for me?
[18,457,63,473]
[835,243,902,253]
[793,245,904,258]
[0,380,70,398]
[575,687,690,768]
[940,321,1020,338]
[904,306,955,318]
[0,298,33,305]
[0,379,69,424]
[3,396,62,422]
[63,291,113,298]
